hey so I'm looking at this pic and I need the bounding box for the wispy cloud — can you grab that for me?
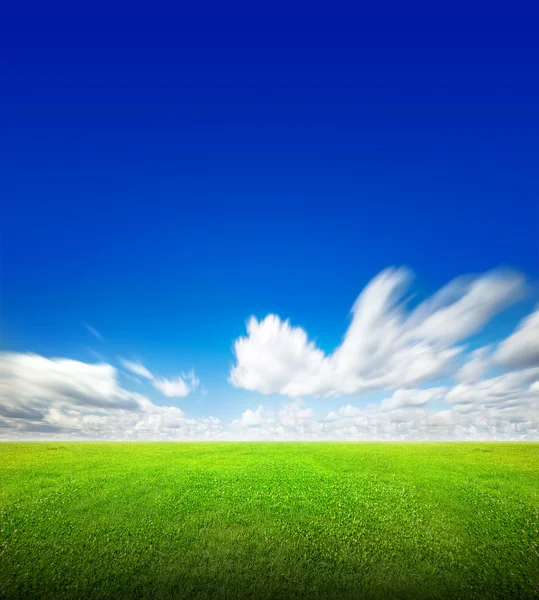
[120,359,154,380]
[153,371,199,398]
[86,348,107,362]
[83,323,105,341]
[120,359,200,398]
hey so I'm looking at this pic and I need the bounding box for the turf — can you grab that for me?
[0,443,538,599]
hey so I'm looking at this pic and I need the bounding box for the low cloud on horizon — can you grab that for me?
[1,267,538,441]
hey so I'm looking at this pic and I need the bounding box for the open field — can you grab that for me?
[0,443,538,599]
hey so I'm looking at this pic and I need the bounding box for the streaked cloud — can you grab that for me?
[83,323,105,341]
[0,352,212,440]
[455,346,492,383]
[379,387,446,411]
[0,349,537,440]
[446,367,539,409]
[120,359,154,380]
[495,306,539,370]
[120,359,199,398]
[0,352,144,429]
[230,267,525,398]
[1,266,537,441]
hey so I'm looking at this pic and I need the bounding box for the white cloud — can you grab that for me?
[0,352,214,440]
[0,353,142,418]
[230,267,525,398]
[235,405,264,426]
[2,267,537,442]
[226,383,539,441]
[1,351,538,440]
[152,371,199,398]
[230,399,321,439]
[446,367,539,409]
[407,270,524,344]
[379,387,446,411]
[455,346,492,383]
[279,399,314,426]
[120,359,154,380]
[120,359,200,398]
[494,306,539,370]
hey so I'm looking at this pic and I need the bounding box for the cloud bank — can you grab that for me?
[2,352,536,440]
[1,267,538,441]
[0,353,214,439]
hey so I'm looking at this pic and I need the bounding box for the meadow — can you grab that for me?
[0,443,538,599]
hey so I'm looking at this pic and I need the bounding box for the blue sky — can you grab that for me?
[1,1,538,439]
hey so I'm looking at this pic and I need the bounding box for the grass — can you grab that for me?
[0,443,538,599]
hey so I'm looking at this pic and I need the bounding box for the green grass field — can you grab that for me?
[1,443,538,599]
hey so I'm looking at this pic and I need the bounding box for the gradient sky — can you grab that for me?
[1,1,538,439]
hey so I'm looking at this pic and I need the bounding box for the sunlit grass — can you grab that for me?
[1,442,538,599]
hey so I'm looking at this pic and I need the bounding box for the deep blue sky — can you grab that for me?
[1,1,538,417]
